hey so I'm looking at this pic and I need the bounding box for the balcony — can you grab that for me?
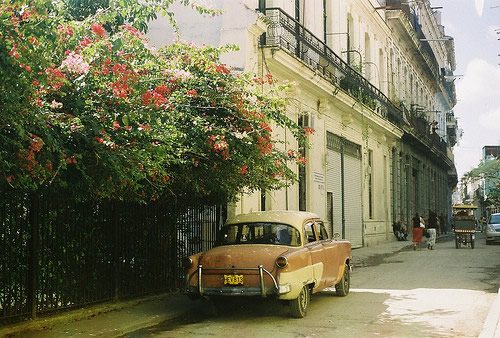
[258,7,404,127]
[258,7,455,170]
[384,1,440,80]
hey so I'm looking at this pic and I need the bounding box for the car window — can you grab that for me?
[304,222,316,243]
[315,221,329,240]
[489,214,500,224]
[216,222,301,246]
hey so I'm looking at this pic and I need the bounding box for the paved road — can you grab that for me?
[128,233,500,337]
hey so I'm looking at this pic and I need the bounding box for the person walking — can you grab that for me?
[412,213,423,251]
[427,209,437,250]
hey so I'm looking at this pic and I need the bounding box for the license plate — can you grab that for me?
[224,274,243,285]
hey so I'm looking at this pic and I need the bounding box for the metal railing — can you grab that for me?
[0,191,226,322]
[259,7,405,127]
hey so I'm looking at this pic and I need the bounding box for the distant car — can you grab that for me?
[184,210,352,317]
[486,213,500,244]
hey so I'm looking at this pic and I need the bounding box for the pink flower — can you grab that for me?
[50,100,63,109]
[60,52,90,74]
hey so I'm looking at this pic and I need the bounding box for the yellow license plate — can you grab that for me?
[224,274,243,285]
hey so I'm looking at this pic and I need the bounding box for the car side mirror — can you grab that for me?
[333,232,341,239]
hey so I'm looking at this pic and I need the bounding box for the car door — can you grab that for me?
[315,220,340,286]
[304,221,327,290]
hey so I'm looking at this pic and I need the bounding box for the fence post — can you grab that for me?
[112,201,120,301]
[27,193,39,319]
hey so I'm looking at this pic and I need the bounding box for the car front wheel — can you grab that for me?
[335,263,350,297]
[290,285,310,318]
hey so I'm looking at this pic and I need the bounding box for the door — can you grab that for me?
[304,221,326,290]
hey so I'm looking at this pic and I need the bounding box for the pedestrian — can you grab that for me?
[439,214,447,234]
[412,213,423,250]
[392,220,407,241]
[427,209,437,250]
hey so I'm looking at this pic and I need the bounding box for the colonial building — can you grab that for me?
[149,0,459,247]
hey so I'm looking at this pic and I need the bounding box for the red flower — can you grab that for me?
[142,90,153,105]
[113,121,120,130]
[304,127,315,135]
[90,24,106,37]
[238,165,248,175]
[80,36,93,47]
[186,89,198,97]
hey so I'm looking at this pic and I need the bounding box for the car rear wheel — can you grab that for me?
[290,285,310,318]
[335,263,350,297]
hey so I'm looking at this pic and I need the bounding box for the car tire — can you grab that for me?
[335,263,350,297]
[290,285,310,318]
[486,240,492,245]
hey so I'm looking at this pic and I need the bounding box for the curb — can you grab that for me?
[0,293,175,337]
[479,288,500,338]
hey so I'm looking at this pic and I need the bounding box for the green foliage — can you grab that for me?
[466,159,500,208]
[0,0,308,203]
[467,159,500,181]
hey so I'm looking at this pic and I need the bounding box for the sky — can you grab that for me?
[430,0,500,179]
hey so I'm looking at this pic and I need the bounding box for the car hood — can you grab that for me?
[198,245,291,272]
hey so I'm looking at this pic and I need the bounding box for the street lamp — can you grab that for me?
[325,32,350,62]
[341,49,362,69]
[363,61,380,87]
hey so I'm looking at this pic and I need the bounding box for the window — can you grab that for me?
[315,221,329,240]
[298,114,308,211]
[304,222,316,243]
[216,222,301,246]
[368,149,374,219]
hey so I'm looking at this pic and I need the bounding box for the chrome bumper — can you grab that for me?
[186,264,278,298]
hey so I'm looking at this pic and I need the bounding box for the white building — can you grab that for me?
[149,0,458,247]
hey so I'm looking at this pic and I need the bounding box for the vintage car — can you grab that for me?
[184,210,352,317]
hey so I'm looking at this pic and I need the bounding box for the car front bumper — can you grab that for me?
[486,229,500,242]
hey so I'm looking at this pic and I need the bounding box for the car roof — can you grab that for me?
[226,210,320,230]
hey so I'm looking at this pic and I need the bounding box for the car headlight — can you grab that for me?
[276,256,288,268]
[486,224,496,232]
[183,256,193,269]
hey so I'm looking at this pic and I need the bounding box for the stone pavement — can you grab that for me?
[1,234,498,337]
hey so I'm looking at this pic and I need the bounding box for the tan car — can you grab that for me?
[184,210,352,317]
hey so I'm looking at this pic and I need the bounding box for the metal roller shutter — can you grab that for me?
[326,132,363,248]
[344,154,363,248]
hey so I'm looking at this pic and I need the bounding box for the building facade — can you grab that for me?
[149,0,458,247]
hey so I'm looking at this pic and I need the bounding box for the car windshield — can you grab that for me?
[489,214,500,224]
[215,222,301,246]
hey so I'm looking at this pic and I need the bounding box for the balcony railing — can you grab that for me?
[259,7,405,127]
[258,7,454,168]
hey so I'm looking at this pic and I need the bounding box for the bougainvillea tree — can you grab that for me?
[0,0,310,203]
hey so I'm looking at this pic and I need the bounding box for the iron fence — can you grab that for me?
[0,191,226,323]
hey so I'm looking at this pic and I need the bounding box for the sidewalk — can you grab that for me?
[2,233,496,337]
